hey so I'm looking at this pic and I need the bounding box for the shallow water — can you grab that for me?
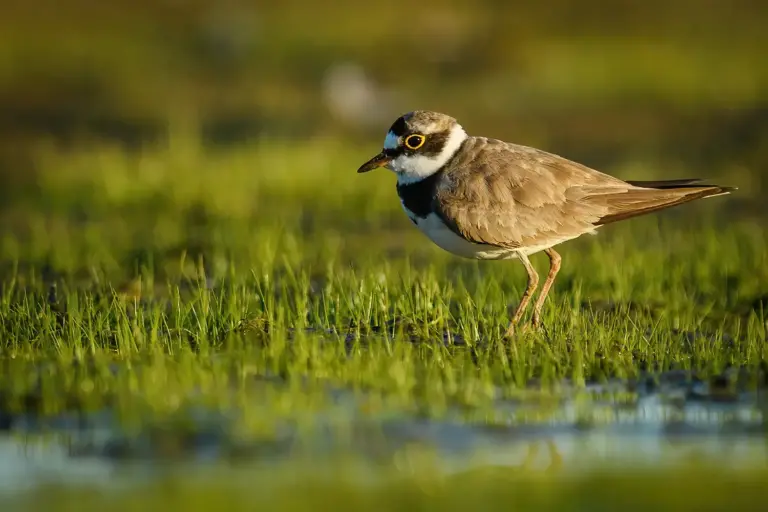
[0,363,766,498]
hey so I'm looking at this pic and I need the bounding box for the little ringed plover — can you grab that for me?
[357,110,736,337]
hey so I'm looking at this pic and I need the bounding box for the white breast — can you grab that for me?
[401,204,519,261]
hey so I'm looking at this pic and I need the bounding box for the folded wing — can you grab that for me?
[433,138,734,249]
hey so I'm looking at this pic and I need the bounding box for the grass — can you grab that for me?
[2,138,765,358]
[7,463,768,512]
[0,135,766,506]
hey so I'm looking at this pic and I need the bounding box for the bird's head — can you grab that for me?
[357,110,467,184]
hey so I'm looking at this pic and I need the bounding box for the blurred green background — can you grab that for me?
[0,0,766,283]
[2,0,767,179]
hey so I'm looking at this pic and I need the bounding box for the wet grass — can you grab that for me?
[0,137,766,503]
[2,139,766,360]
[7,463,768,512]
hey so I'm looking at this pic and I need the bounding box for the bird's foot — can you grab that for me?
[504,320,533,339]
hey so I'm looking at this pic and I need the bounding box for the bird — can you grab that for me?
[357,110,736,337]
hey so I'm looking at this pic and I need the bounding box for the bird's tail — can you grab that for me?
[592,179,736,226]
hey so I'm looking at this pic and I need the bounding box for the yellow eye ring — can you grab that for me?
[404,134,425,150]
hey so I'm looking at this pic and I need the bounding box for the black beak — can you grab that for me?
[357,151,392,173]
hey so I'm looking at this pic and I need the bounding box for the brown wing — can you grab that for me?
[433,138,734,249]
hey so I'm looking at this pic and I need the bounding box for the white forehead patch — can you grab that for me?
[393,123,467,185]
[383,131,399,150]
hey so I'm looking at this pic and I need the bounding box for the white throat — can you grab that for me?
[389,124,467,185]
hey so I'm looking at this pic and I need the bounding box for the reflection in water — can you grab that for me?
[0,368,766,497]
[0,368,768,492]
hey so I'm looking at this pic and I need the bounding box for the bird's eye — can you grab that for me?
[404,134,425,150]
